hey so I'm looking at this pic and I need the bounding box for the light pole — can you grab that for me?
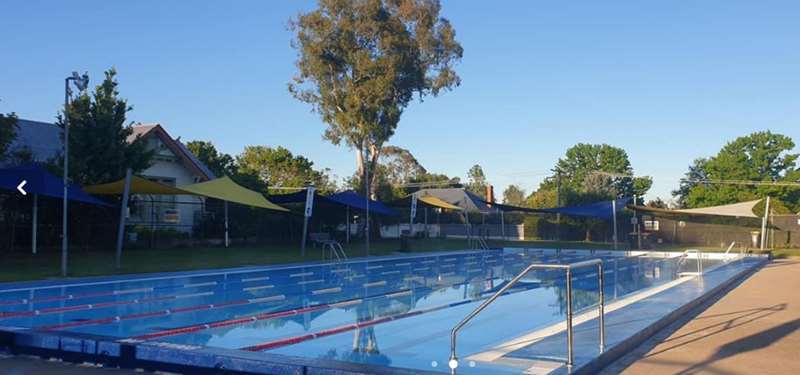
[62,71,89,277]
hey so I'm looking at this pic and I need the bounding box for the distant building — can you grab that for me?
[3,119,214,232]
[2,119,62,164]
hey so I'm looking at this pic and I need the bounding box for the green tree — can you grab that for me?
[547,143,650,198]
[672,158,708,207]
[0,112,18,161]
[502,184,526,207]
[236,146,336,194]
[466,164,487,196]
[678,131,799,210]
[58,68,153,185]
[289,0,462,198]
[534,143,652,241]
[380,145,427,186]
[186,140,235,177]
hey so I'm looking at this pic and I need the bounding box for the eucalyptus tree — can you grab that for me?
[289,0,462,198]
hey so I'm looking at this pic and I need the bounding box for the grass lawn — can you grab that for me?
[1,238,796,283]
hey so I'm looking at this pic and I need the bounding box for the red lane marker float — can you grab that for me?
[242,299,472,352]
[0,295,179,319]
[133,303,328,340]
[133,276,539,343]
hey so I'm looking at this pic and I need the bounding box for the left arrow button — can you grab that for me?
[17,180,27,195]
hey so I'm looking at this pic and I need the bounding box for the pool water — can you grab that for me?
[0,249,697,374]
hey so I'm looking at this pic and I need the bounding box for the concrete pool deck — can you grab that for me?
[604,258,800,375]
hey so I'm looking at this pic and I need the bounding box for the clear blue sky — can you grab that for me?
[2,1,799,201]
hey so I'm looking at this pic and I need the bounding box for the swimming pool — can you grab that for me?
[0,249,764,374]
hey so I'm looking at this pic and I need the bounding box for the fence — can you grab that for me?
[644,215,800,249]
[379,223,525,241]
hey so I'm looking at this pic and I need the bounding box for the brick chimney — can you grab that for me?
[486,185,495,206]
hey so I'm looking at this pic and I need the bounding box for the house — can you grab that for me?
[126,124,215,233]
[3,119,214,233]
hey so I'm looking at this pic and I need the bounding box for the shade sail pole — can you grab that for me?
[115,168,132,270]
[301,187,315,257]
[224,200,229,248]
[346,206,350,243]
[501,210,506,241]
[32,194,38,255]
[760,196,770,250]
[612,199,618,250]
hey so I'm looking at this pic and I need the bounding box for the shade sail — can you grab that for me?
[85,176,191,195]
[412,188,497,213]
[179,177,288,211]
[540,197,631,220]
[328,190,399,216]
[632,199,761,219]
[0,163,109,206]
[418,195,463,211]
[269,189,400,216]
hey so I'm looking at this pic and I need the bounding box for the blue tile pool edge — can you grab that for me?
[0,326,445,375]
[573,256,769,375]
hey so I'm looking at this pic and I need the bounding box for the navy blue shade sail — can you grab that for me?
[0,163,110,206]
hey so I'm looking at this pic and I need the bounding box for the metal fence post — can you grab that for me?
[566,267,574,367]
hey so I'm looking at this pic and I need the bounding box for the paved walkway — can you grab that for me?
[605,258,800,375]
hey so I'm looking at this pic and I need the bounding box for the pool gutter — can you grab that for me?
[0,325,444,375]
[573,256,769,375]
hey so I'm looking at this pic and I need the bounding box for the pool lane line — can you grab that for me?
[127,274,515,342]
[239,284,536,352]
[0,251,521,316]
[0,250,516,307]
[0,275,278,320]
[0,252,510,307]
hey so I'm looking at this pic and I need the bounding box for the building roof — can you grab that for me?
[127,123,215,180]
[4,119,62,164]
[3,119,215,181]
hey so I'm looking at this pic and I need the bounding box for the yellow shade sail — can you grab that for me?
[85,176,191,195]
[179,176,288,212]
[417,195,463,211]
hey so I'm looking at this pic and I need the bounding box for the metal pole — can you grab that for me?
[598,262,605,352]
[365,154,370,257]
[566,267,574,368]
[501,210,506,241]
[612,199,618,250]
[115,168,132,270]
[61,78,70,277]
[635,194,642,249]
[301,214,309,257]
[760,196,770,250]
[32,194,38,255]
[424,207,428,238]
[556,169,561,241]
[224,200,229,248]
[346,206,350,244]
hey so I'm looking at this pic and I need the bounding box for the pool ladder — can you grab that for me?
[448,259,606,372]
[323,242,348,262]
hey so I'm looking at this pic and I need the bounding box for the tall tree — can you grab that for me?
[186,140,235,177]
[534,143,652,241]
[677,131,799,210]
[672,158,708,207]
[380,145,427,186]
[58,68,153,185]
[289,0,462,198]
[236,146,336,194]
[502,184,526,207]
[466,164,487,196]
[0,112,18,161]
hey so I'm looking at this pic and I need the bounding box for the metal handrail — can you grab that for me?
[448,259,605,371]
[680,249,704,275]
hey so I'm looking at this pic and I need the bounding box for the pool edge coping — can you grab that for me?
[573,256,769,375]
